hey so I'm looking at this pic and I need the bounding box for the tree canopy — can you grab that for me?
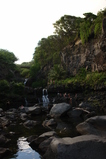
[0,49,18,80]
[0,49,18,65]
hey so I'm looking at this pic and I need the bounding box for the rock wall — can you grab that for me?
[60,18,106,76]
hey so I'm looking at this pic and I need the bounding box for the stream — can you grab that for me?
[4,114,48,159]
[10,137,41,159]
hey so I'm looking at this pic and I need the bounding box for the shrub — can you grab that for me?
[12,82,24,95]
[0,80,10,93]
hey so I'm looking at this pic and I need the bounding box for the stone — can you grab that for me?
[0,135,10,146]
[26,106,42,115]
[76,116,106,137]
[50,103,71,118]
[39,137,54,153]
[23,120,39,129]
[43,135,106,159]
[67,108,89,118]
[0,148,11,159]
[29,131,57,149]
[42,118,57,129]
[20,113,28,121]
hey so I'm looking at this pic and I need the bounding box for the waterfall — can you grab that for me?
[42,89,49,107]
[25,97,28,107]
[24,78,28,85]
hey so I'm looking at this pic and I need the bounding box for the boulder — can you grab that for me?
[39,136,54,153]
[0,148,11,159]
[23,120,39,129]
[43,135,106,159]
[67,108,89,118]
[29,131,57,149]
[0,135,10,146]
[79,102,93,111]
[42,118,57,129]
[0,117,10,128]
[76,116,106,137]
[26,106,42,115]
[55,119,76,137]
[20,113,28,121]
[50,103,71,118]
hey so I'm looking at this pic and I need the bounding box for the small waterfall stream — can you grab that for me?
[24,78,28,85]
[42,89,49,107]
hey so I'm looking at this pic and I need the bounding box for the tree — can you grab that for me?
[48,64,66,81]
[94,8,106,37]
[53,15,83,45]
[0,49,18,65]
[0,49,18,80]
[80,12,97,44]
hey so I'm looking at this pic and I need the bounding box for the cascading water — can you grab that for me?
[42,89,49,107]
[25,97,28,107]
[24,78,28,85]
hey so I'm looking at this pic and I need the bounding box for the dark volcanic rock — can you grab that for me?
[43,135,106,159]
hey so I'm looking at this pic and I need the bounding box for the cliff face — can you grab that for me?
[60,18,106,76]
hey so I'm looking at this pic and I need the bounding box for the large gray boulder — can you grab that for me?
[76,116,106,137]
[43,135,106,159]
[50,103,71,118]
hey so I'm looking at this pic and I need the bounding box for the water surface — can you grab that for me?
[10,137,41,159]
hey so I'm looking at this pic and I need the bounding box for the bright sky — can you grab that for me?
[0,0,106,64]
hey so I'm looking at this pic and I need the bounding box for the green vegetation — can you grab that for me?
[48,64,66,81]
[0,80,10,93]
[32,80,46,88]
[94,9,106,37]
[10,82,24,95]
[53,69,106,89]
[0,49,18,64]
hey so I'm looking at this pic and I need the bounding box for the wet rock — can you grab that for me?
[84,111,96,119]
[39,136,54,153]
[0,135,10,146]
[20,113,28,121]
[79,102,94,111]
[23,120,39,129]
[29,131,57,149]
[0,148,11,159]
[42,118,57,129]
[50,103,71,118]
[43,135,106,159]
[26,106,42,115]
[0,117,10,128]
[67,108,89,118]
[27,135,38,143]
[5,109,19,120]
[56,119,74,137]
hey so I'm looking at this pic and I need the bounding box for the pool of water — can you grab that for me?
[10,137,41,159]
[4,115,48,159]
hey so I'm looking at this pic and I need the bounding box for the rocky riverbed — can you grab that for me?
[0,90,106,159]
